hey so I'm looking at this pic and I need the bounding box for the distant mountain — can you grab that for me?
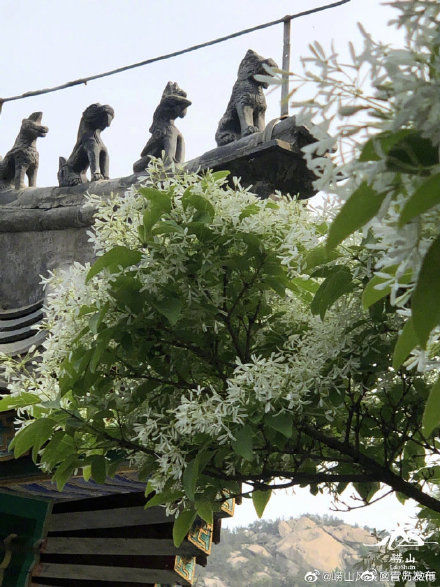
[195,514,378,586]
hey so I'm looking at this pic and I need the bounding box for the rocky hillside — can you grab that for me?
[195,515,377,586]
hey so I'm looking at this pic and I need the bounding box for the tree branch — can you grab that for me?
[330,489,394,512]
[205,468,376,485]
[61,408,157,458]
[299,422,440,513]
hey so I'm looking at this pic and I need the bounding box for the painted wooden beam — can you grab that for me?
[47,505,173,532]
[32,562,192,585]
[43,537,201,558]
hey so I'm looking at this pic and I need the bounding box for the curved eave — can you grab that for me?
[0,300,46,356]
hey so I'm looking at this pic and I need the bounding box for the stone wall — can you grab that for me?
[0,175,140,309]
[0,226,92,309]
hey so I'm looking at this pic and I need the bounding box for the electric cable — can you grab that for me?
[0,0,351,111]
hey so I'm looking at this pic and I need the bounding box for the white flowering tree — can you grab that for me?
[1,0,440,558]
[1,159,440,549]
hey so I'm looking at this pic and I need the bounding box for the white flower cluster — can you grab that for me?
[0,160,391,500]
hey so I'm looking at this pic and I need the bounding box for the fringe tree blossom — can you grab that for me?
[1,157,440,540]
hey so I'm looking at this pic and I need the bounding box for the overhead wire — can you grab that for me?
[0,0,351,112]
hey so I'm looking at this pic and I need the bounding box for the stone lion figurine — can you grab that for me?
[215,49,278,147]
[133,82,191,173]
[58,103,114,187]
[0,112,48,189]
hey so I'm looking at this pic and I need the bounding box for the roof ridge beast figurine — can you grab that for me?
[0,112,48,190]
[133,81,191,173]
[215,49,278,146]
[58,103,114,187]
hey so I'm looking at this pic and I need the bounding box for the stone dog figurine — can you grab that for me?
[58,103,114,187]
[0,112,48,189]
[133,82,191,173]
[215,49,278,146]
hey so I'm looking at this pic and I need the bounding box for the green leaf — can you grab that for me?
[31,422,65,462]
[138,187,173,211]
[393,318,418,370]
[412,235,440,348]
[362,266,398,310]
[83,465,92,482]
[213,447,229,469]
[262,274,291,296]
[360,129,439,172]
[291,278,320,294]
[89,339,108,373]
[304,245,339,272]
[252,489,272,518]
[78,304,96,317]
[40,433,75,468]
[231,425,254,461]
[91,455,107,483]
[152,219,184,236]
[105,457,123,478]
[359,129,414,162]
[311,266,354,319]
[150,289,183,325]
[182,191,215,224]
[10,418,56,459]
[0,392,40,412]
[88,312,103,336]
[211,170,230,182]
[196,501,213,525]
[111,275,143,314]
[137,188,173,243]
[173,509,197,547]
[142,207,164,237]
[423,378,440,437]
[88,302,109,335]
[187,222,215,243]
[399,173,440,227]
[52,456,77,491]
[327,183,386,251]
[145,481,155,498]
[362,277,390,309]
[386,132,438,174]
[362,266,412,310]
[264,413,292,438]
[243,233,264,258]
[239,203,261,221]
[183,458,199,501]
[354,482,380,502]
[396,492,408,505]
[145,488,184,510]
[86,246,142,283]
